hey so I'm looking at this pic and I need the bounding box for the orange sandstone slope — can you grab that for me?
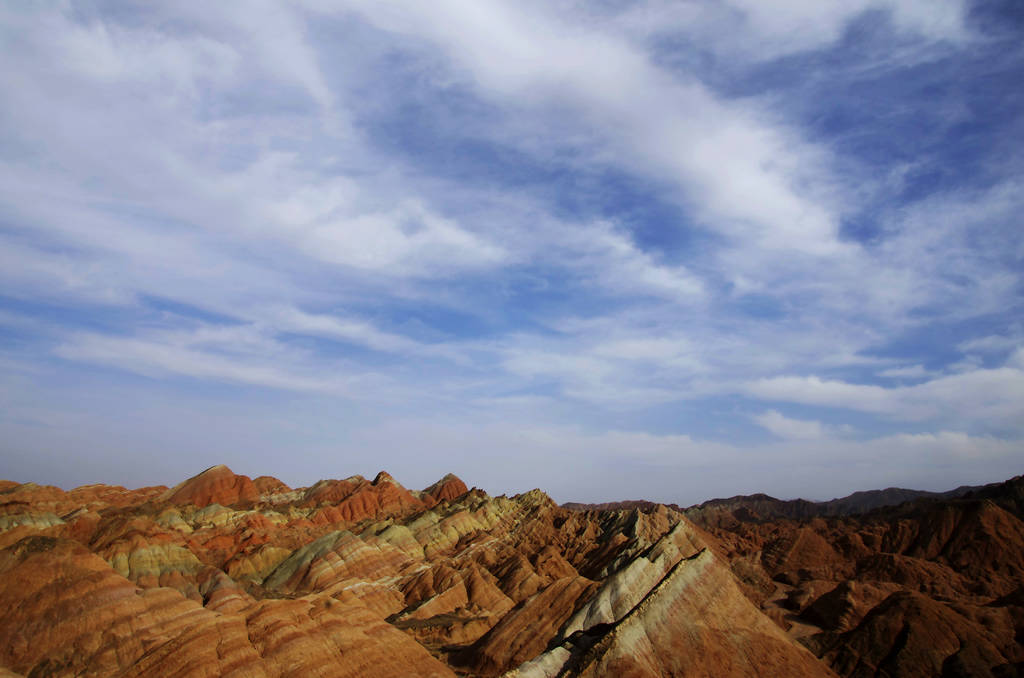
[159,464,260,507]
[0,466,1016,677]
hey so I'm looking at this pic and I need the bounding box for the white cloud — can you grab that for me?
[878,364,930,378]
[139,2,336,110]
[54,329,353,395]
[556,222,704,300]
[591,337,699,367]
[749,375,890,412]
[959,335,1021,355]
[946,355,984,374]
[0,235,135,305]
[0,5,503,291]
[748,359,1024,429]
[754,410,826,440]
[267,306,425,354]
[335,0,844,255]
[611,0,969,61]
[2,1,1006,366]
[297,199,508,276]
[1011,348,1024,369]
[57,16,239,92]
[0,0,1020,500]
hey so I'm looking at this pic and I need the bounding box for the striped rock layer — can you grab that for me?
[1,467,1020,677]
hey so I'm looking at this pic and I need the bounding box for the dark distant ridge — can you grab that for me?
[563,480,1002,519]
[823,486,964,516]
[561,498,686,513]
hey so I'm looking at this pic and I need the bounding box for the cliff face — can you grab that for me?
[0,467,1020,677]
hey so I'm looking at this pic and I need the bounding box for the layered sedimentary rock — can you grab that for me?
[1,467,1021,677]
[423,473,470,504]
[511,548,833,678]
[160,465,260,508]
[685,475,1024,677]
[0,535,453,678]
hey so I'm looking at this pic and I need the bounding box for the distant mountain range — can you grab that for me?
[563,481,992,519]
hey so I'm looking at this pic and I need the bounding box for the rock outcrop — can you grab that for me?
[160,464,259,508]
[1,468,1020,677]
[423,473,470,504]
[687,475,1024,677]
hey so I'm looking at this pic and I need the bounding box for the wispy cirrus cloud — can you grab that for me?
[754,410,826,441]
[54,328,348,394]
[610,0,969,60]
[337,0,845,255]
[748,355,1024,431]
[0,1,1021,499]
[877,365,932,379]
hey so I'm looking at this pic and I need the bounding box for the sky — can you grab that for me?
[1,1,1022,505]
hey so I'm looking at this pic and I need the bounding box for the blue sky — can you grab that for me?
[1,1,1022,504]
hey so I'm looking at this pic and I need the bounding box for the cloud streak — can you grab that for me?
[748,360,1024,430]
[0,1,1021,500]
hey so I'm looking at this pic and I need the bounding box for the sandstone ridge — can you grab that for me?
[0,468,1020,677]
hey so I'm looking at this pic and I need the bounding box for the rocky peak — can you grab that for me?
[159,464,259,508]
[423,473,469,503]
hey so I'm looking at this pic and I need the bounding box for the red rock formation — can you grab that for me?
[807,590,1016,678]
[514,550,835,678]
[0,536,267,677]
[687,475,1024,677]
[253,475,291,494]
[0,535,455,677]
[466,575,599,676]
[0,468,1020,678]
[303,472,426,524]
[424,473,470,503]
[160,465,259,508]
